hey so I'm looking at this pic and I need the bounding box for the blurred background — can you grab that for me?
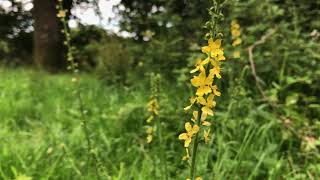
[0,0,319,179]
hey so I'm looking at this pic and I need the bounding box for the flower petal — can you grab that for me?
[179,133,188,140]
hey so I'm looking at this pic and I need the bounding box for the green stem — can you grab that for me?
[190,106,202,180]
[78,91,101,180]
[156,116,168,180]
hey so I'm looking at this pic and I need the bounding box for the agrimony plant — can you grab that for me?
[145,73,168,179]
[230,19,242,58]
[56,1,101,179]
[179,0,226,179]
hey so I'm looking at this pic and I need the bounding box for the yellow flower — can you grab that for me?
[147,134,153,143]
[211,85,221,96]
[191,71,214,96]
[147,99,159,115]
[191,111,199,122]
[179,122,200,147]
[209,66,221,79]
[204,129,210,144]
[184,96,197,111]
[233,51,241,58]
[146,127,153,134]
[191,109,211,126]
[190,58,210,73]
[201,38,225,59]
[57,10,66,18]
[197,94,216,117]
[232,38,242,46]
[231,29,240,37]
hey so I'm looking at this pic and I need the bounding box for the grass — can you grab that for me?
[0,67,319,180]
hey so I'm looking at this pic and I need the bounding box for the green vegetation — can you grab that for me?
[0,0,319,179]
[0,67,318,179]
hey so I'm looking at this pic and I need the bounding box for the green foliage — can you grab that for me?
[0,0,319,179]
[0,68,319,179]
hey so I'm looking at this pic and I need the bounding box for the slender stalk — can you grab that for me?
[190,106,202,180]
[156,116,168,180]
[56,1,101,179]
[78,92,101,180]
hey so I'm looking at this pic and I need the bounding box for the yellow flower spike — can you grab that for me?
[182,3,226,178]
[204,129,210,144]
[231,19,242,59]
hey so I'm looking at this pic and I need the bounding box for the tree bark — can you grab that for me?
[33,0,65,72]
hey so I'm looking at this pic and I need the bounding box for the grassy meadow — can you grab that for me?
[1,0,320,179]
[0,67,318,179]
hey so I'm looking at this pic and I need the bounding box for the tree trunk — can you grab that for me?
[33,0,65,72]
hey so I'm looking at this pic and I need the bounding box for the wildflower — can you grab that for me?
[184,97,196,111]
[190,58,210,73]
[147,134,153,143]
[180,38,225,146]
[179,122,200,147]
[201,39,224,58]
[231,19,242,58]
[57,10,66,18]
[209,64,221,79]
[147,99,159,115]
[191,71,214,96]
[232,38,242,46]
[204,129,210,144]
